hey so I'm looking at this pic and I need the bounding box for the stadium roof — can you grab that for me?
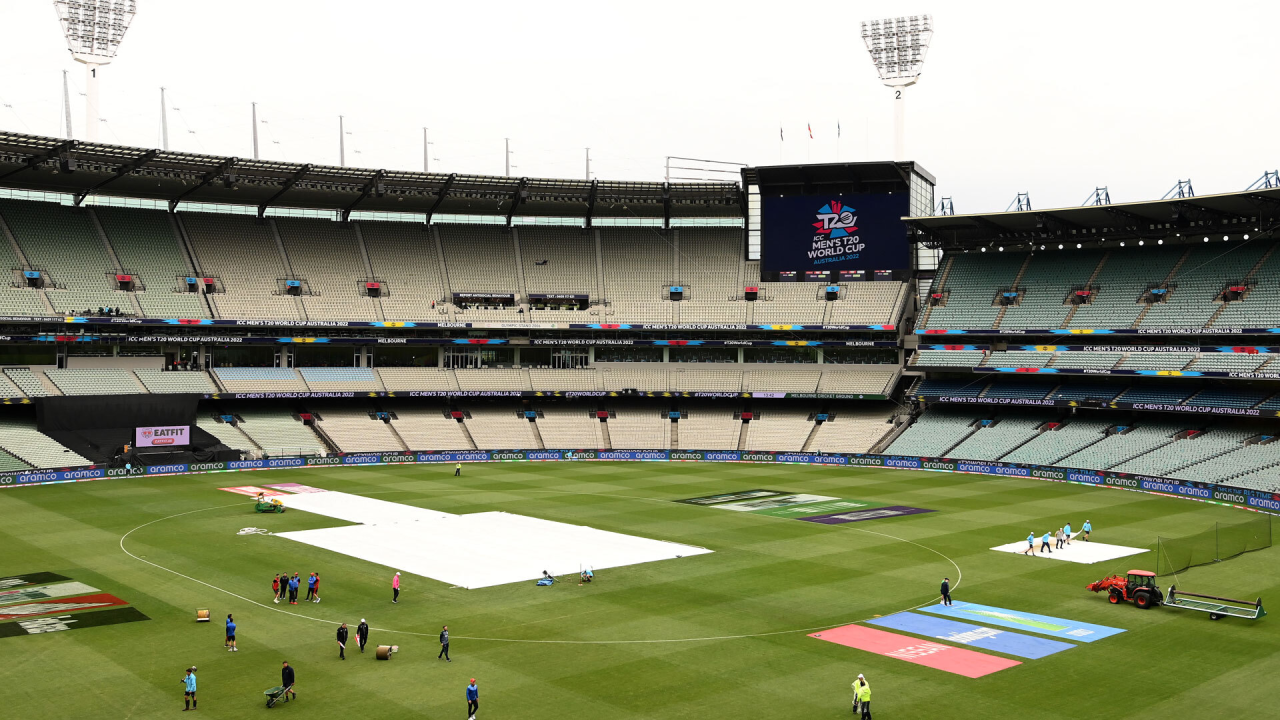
[905,187,1280,248]
[0,132,743,222]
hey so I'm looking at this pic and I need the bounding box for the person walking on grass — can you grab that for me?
[357,619,369,653]
[225,614,238,652]
[940,577,952,606]
[289,573,300,604]
[1039,530,1053,554]
[306,573,316,602]
[336,623,348,660]
[311,573,321,603]
[1023,532,1035,556]
[272,574,281,604]
[855,674,871,719]
[1082,519,1092,541]
[181,666,197,711]
[280,662,296,702]
[438,625,451,662]
[392,572,400,603]
[1055,527,1066,550]
[1064,522,1073,545]
[466,678,479,719]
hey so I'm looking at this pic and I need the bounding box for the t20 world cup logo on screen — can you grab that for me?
[812,201,858,238]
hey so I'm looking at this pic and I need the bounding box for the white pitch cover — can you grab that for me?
[275,491,711,589]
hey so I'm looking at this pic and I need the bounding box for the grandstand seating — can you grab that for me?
[44,368,145,395]
[299,367,383,392]
[0,371,24,397]
[213,368,308,393]
[914,350,986,367]
[605,403,669,448]
[1187,353,1269,373]
[234,408,325,456]
[275,218,379,321]
[3,368,54,396]
[94,206,209,318]
[742,406,814,451]
[1141,244,1268,327]
[1001,418,1113,465]
[674,404,740,450]
[920,252,1026,329]
[742,368,821,392]
[816,367,898,395]
[1051,352,1123,369]
[0,208,50,315]
[0,447,31,472]
[1055,421,1185,470]
[534,405,604,448]
[519,227,598,299]
[196,415,254,451]
[982,380,1056,399]
[1111,425,1254,476]
[984,351,1051,368]
[0,417,91,467]
[358,220,449,320]
[377,367,459,392]
[312,405,405,452]
[945,412,1047,461]
[134,369,219,394]
[1214,247,1280,327]
[885,408,980,456]
[383,404,474,450]
[1118,352,1195,371]
[0,199,125,314]
[1068,247,1185,328]
[828,283,909,325]
[998,251,1105,329]
[806,404,897,453]
[461,405,540,449]
[181,212,302,320]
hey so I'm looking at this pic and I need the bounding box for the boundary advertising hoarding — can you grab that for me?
[2,449,1276,516]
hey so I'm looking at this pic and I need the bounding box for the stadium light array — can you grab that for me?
[861,14,933,161]
[53,0,137,143]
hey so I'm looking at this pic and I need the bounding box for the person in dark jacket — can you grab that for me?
[280,661,296,701]
[357,619,369,653]
[336,623,348,659]
[438,624,451,661]
[940,577,953,606]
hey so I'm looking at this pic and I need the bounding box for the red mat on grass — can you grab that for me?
[809,623,1021,678]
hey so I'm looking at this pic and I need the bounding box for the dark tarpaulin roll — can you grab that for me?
[36,394,199,432]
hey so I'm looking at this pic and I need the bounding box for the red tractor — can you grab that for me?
[1087,570,1164,609]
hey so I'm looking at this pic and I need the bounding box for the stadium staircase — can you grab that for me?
[1059,251,1110,328]
[1206,243,1277,327]
[669,418,678,449]
[527,417,547,450]
[916,255,953,328]
[170,213,218,318]
[736,419,749,450]
[992,254,1033,329]
[86,209,145,318]
[308,416,342,455]
[350,223,387,322]
[1132,247,1191,328]
[598,419,613,449]
[454,413,479,450]
[800,420,822,452]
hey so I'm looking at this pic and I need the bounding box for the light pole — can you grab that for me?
[339,116,346,166]
[861,14,933,161]
[585,148,591,180]
[423,128,433,173]
[160,87,169,151]
[505,138,512,177]
[54,0,137,142]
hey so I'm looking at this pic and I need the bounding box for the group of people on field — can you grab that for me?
[271,571,321,604]
[1025,519,1093,555]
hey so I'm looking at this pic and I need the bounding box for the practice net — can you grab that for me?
[1155,515,1272,576]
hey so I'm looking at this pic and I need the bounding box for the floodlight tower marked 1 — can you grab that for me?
[861,15,933,161]
[54,0,137,143]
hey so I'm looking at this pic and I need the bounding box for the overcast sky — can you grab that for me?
[1,1,1276,213]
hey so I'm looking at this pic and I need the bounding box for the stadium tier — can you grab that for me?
[918,241,1280,330]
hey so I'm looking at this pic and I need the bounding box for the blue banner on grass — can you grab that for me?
[867,611,1076,659]
[920,601,1124,642]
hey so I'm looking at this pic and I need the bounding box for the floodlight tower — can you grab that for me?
[861,14,933,161]
[54,0,137,143]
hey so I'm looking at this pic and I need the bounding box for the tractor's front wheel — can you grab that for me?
[1108,589,1123,604]
[1134,591,1154,609]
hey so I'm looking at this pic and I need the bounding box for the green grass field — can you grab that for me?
[1,461,1276,719]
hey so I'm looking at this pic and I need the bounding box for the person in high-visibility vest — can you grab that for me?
[856,674,871,718]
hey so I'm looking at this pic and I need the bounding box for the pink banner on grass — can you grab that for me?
[809,624,1021,678]
[262,483,327,494]
[219,486,286,497]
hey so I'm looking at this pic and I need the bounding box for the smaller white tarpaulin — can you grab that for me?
[990,534,1148,565]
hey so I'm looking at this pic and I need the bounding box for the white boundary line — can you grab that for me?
[119,490,962,645]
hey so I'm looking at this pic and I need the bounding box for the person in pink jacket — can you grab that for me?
[392,571,400,603]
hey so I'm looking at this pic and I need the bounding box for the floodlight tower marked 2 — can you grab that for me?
[54,0,137,143]
[861,15,933,161]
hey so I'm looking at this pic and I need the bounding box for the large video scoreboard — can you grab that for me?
[745,162,934,280]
